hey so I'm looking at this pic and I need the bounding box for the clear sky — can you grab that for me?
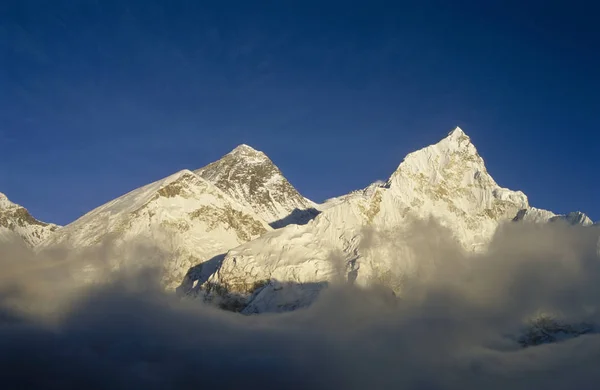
[1,0,598,225]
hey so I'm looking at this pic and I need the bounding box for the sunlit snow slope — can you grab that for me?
[199,127,595,312]
[0,192,59,246]
[39,170,272,289]
[15,126,594,310]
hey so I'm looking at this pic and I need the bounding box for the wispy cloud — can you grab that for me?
[1,221,600,388]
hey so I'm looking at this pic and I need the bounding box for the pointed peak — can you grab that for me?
[443,126,472,143]
[388,125,488,187]
[563,211,594,226]
[222,144,271,166]
[393,125,480,170]
[430,126,476,154]
[448,126,466,137]
[230,144,262,155]
[0,192,16,209]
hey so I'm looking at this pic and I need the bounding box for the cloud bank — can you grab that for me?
[1,221,600,389]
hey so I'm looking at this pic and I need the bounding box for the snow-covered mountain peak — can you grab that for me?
[420,125,473,153]
[226,144,269,164]
[195,145,317,227]
[0,192,14,209]
[513,207,594,226]
[390,126,483,184]
[446,125,468,140]
[0,192,59,246]
[441,126,479,154]
[383,128,529,241]
[230,143,261,153]
[192,126,541,312]
[41,169,272,289]
[563,211,594,226]
[387,127,526,203]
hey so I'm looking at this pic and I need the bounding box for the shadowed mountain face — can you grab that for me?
[269,207,321,229]
[195,144,317,227]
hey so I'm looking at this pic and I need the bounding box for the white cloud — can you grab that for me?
[1,221,599,389]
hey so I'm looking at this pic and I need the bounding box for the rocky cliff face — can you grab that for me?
[195,144,318,228]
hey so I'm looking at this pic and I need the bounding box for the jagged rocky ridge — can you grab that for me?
[33,144,319,290]
[190,128,597,313]
[514,207,594,226]
[195,144,319,228]
[3,127,596,317]
[38,170,273,289]
[0,192,59,246]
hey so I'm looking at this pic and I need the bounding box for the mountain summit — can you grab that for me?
[199,127,536,312]
[40,170,272,289]
[229,144,265,157]
[12,125,594,314]
[387,126,529,245]
[0,192,58,246]
[195,144,317,227]
[35,143,319,290]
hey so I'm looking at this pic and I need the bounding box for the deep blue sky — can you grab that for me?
[1,0,598,225]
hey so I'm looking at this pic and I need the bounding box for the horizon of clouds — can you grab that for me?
[1,217,600,388]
